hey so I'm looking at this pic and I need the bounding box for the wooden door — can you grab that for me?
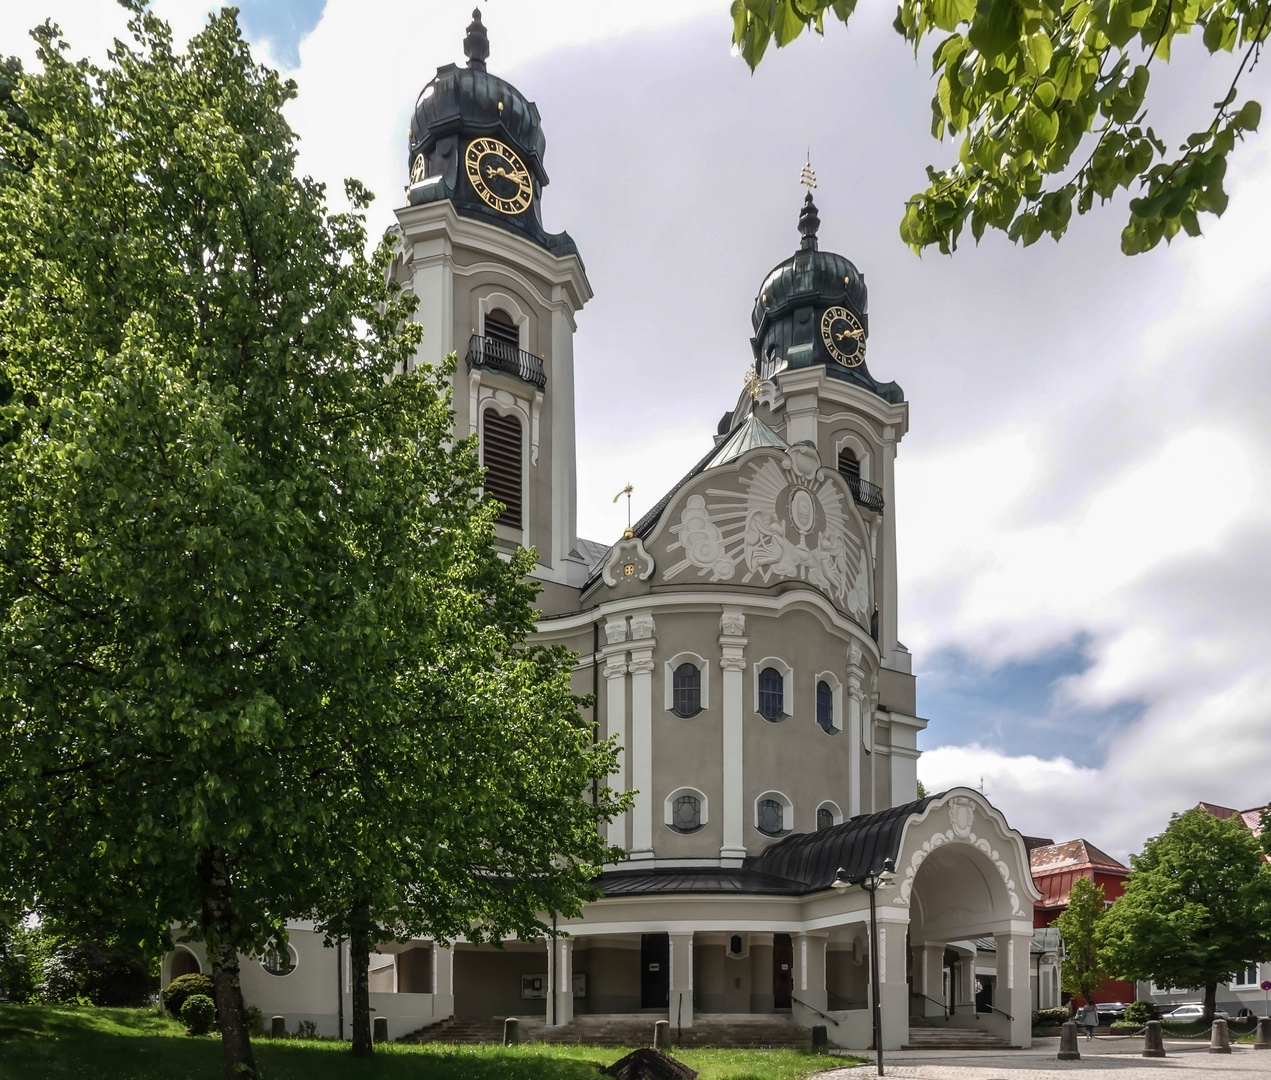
[773,933,793,1008]
[641,933,669,1009]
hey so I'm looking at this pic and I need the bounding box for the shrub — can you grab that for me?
[162,972,216,1017]
[246,1005,265,1036]
[181,994,216,1036]
[1123,1000,1157,1024]
[1110,1021,1139,1032]
[1032,1006,1072,1027]
[39,939,157,1006]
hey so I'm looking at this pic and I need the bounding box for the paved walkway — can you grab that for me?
[820,1038,1271,1079]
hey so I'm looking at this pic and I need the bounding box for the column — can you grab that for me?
[628,612,656,860]
[603,616,628,852]
[669,932,694,1029]
[877,916,910,1051]
[994,928,1033,1048]
[956,947,976,1013]
[550,937,574,1027]
[719,609,748,862]
[795,933,828,1012]
[919,942,945,1015]
[432,943,454,1020]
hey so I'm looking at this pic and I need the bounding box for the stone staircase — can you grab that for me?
[903,1014,1014,1050]
[405,1011,815,1048]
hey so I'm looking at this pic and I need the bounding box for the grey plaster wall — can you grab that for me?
[749,941,775,1013]
[453,946,548,1017]
[584,945,640,1015]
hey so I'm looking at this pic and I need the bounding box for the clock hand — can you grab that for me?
[836,327,863,341]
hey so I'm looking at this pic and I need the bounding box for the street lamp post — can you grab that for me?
[834,858,896,1077]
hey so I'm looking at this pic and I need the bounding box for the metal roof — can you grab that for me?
[595,795,939,899]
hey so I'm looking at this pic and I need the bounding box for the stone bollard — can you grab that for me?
[1058,1021,1081,1061]
[503,1017,520,1046]
[1209,1018,1231,1054]
[1143,1020,1166,1058]
[373,1016,388,1044]
[654,1019,672,1050]
[1256,1017,1271,1049]
[270,1015,286,1039]
[811,1025,828,1054]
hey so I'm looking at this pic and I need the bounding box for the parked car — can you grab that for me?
[1162,1003,1230,1020]
[1095,1002,1127,1024]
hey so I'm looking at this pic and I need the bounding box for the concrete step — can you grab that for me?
[406,1012,818,1048]
[903,1026,1014,1050]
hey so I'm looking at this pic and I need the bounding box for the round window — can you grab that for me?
[261,943,298,977]
[757,798,784,836]
[671,794,703,833]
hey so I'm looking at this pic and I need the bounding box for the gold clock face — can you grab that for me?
[820,306,866,367]
[464,137,533,215]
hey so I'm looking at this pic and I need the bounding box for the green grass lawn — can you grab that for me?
[0,1004,858,1080]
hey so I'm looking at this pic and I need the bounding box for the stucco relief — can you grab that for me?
[662,447,871,620]
[600,536,655,587]
[892,816,1027,917]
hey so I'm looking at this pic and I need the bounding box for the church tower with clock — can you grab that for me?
[186,14,1046,1050]
[390,9,594,605]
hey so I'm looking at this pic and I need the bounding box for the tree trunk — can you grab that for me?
[349,907,372,1058]
[1204,983,1217,1022]
[199,846,257,1080]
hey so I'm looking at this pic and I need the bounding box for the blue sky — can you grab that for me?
[235,0,325,68]
[3,0,1269,859]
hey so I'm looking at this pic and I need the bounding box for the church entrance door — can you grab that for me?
[773,933,793,1009]
[641,933,669,1008]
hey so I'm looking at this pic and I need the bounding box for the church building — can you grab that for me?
[162,11,1043,1050]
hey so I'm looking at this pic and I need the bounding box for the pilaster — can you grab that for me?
[847,644,866,817]
[795,933,828,1013]
[432,944,454,1020]
[628,612,656,860]
[878,915,910,1051]
[994,928,1033,1047]
[718,608,748,863]
[551,937,574,1026]
[603,615,629,852]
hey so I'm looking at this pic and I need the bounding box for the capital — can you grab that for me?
[629,613,656,640]
[720,609,746,637]
[602,660,628,680]
[719,656,747,672]
[604,617,629,645]
[628,657,655,676]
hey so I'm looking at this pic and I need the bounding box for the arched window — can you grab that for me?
[817,806,835,831]
[816,680,834,733]
[482,408,522,529]
[670,794,703,833]
[484,307,519,347]
[837,446,861,482]
[672,663,702,717]
[757,798,785,836]
[758,667,784,721]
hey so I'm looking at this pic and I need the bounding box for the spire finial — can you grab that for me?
[800,150,817,193]
[464,8,489,70]
[798,152,820,251]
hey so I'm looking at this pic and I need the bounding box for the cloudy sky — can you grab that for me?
[5,0,1270,861]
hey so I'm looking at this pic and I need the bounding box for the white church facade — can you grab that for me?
[163,12,1046,1050]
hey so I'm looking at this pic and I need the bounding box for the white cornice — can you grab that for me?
[534,588,881,664]
[394,200,592,311]
[771,366,910,439]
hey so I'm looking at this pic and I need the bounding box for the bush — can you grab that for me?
[1032,1006,1072,1027]
[181,993,217,1036]
[163,972,216,1017]
[1123,1000,1157,1024]
[1110,1021,1140,1032]
[39,939,156,1006]
[246,1005,265,1036]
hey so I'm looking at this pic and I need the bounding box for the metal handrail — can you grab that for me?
[958,1000,1014,1021]
[827,990,865,1012]
[910,991,950,1019]
[792,994,840,1026]
[465,334,547,390]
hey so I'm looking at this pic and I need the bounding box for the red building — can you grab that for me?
[1029,838,1134,1006]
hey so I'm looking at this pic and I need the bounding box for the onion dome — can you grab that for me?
[750,192,901,405]
[405,10,578,259]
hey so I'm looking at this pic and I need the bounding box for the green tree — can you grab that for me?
[1055,875,1108,1004]
[731,0,1266,254]
[0,4,625,1076]
[1099,807,1271,1020]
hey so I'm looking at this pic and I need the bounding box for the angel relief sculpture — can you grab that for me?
[664,445,871,621]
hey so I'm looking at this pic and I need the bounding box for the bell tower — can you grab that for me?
[391,10,592,602]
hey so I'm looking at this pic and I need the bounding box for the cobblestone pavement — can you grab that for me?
[819,1039,1271,1079]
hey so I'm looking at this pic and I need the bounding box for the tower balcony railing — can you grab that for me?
[844,472,885,513]
[465,334,547,390]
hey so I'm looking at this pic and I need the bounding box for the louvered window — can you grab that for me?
[484,307,519,346]
[482,409,522,529]
[838,446,860,481]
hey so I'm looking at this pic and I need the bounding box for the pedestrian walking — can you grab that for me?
[1080,1002,1099,1040]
